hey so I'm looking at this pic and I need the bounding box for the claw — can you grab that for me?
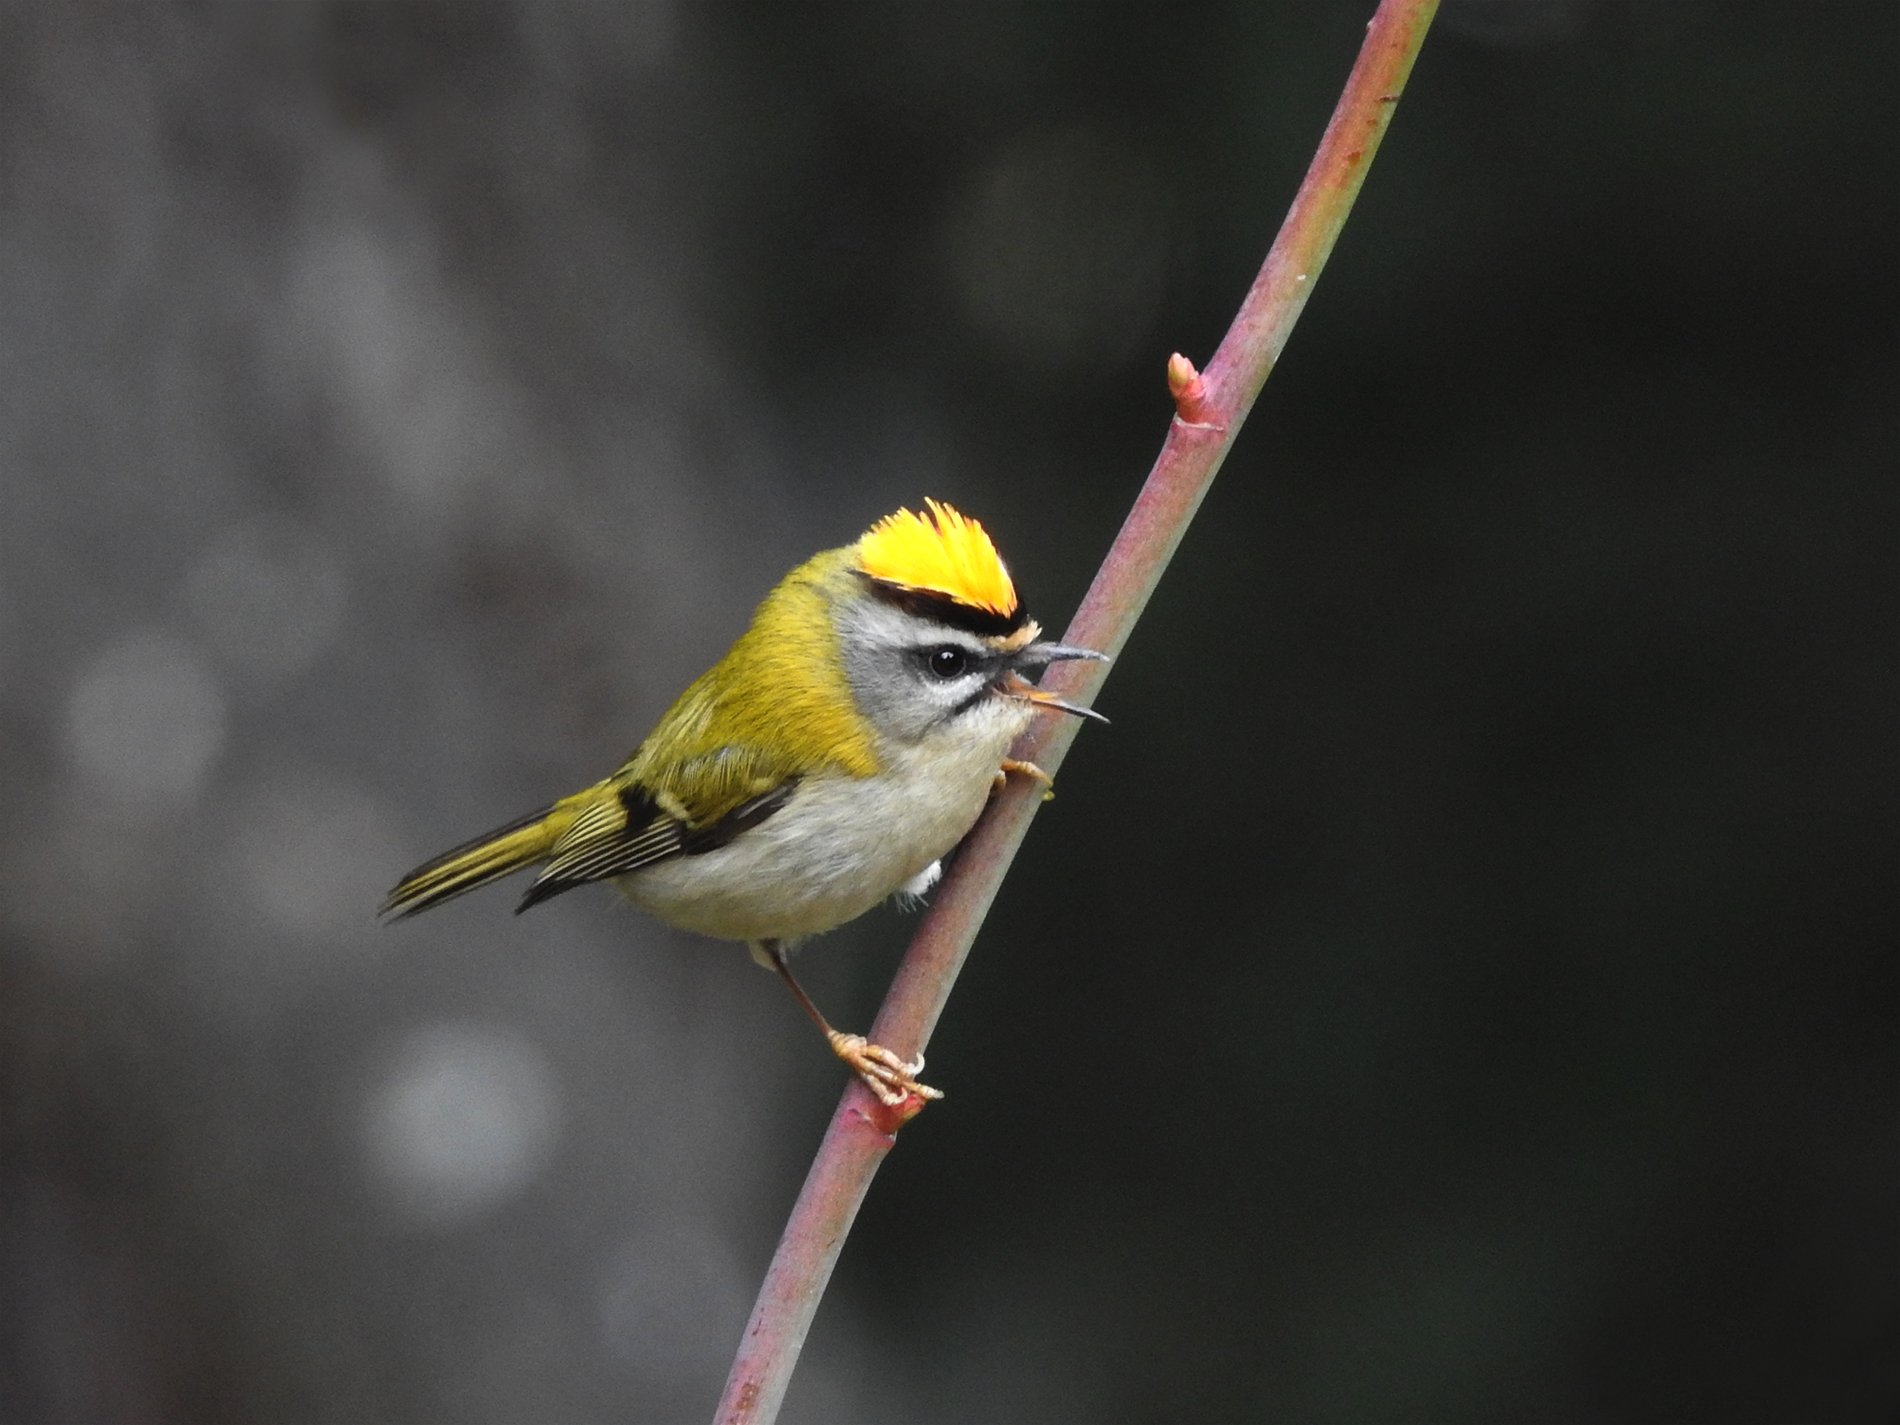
[996,757,1056,802]
[827,1031,944,1106]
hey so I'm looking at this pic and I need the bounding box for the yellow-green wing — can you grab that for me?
[520,566,882,910]
[516,747,802,911]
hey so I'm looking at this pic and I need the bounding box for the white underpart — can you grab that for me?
[898,860,943,902]
[617,695,1032,943]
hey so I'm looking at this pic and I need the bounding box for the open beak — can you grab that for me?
[1002,641,1111,724]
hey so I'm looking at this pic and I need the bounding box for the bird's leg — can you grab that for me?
[995,758,1055,799]
[751,939,942,1106]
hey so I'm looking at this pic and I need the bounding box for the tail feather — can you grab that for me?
[383,801,571,918]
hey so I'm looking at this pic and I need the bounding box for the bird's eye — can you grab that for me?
[926,646,969,680]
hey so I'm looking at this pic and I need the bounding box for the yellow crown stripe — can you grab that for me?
[854,499,1019,618]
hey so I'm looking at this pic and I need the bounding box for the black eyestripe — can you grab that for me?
[948,681,998,719]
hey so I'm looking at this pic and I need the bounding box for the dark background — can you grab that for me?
[3,2,1894,1421]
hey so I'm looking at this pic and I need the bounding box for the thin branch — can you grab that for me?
[715,3,1440,1420]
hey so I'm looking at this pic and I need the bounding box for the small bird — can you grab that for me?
[382,500,1106,1104]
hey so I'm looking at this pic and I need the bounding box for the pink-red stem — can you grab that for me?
[715,4,1439,1421]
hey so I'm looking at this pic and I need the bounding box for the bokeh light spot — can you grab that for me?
[360,1022,562,1227]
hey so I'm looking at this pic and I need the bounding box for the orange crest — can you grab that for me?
[855,499,1019,619]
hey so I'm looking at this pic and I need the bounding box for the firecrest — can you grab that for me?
[383,500,1106,1103]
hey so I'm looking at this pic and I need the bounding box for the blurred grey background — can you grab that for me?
[3,2,1895,1421]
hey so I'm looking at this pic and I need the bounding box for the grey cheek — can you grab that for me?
[838,636,900,720]
[842,654,939,744]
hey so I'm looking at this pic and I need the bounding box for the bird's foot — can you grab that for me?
[995,758,1055,800]
[827,1031,943,1106]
